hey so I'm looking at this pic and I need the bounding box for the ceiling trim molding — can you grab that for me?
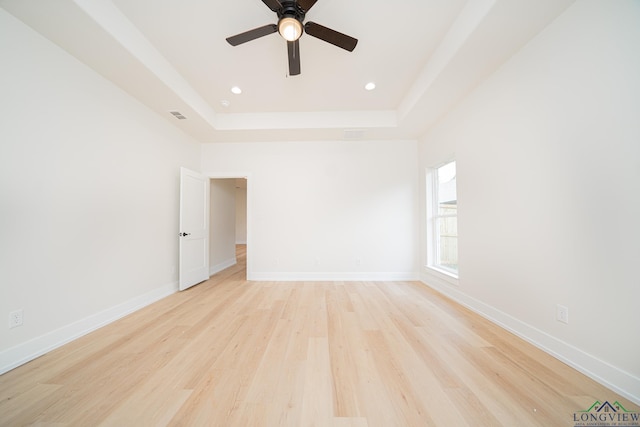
[397,0,496,121]
[215,110,397,131]
[72,0,219,129]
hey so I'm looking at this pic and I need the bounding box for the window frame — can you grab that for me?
[426,160,459,280]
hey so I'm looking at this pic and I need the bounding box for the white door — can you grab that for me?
[179,167,209,291]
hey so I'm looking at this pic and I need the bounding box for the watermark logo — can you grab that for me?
[573,400,639,427]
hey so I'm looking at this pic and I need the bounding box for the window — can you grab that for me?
[428,161,458,276]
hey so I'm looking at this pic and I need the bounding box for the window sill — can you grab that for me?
[424,265,459,286]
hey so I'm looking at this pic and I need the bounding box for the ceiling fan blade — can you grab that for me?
[261,0,282,12]
[287,40,301,76]
[297,0,317,12]
[226,24,278,46]
[304,22,358,52]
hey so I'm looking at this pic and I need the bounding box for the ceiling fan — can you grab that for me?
[226,0,358,76]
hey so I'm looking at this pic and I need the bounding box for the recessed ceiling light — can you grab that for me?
[231,86,242,95]
[220,100,230,108]
[365,82,376,91]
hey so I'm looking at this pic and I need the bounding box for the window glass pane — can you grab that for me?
[439,203,457,217]
[431,160,458,275]
[437,161,456,207]
[437,216,458,272]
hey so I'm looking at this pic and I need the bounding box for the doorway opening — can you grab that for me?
[208,176,249,280]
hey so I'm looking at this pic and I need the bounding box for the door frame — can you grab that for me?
[206,172,252,280]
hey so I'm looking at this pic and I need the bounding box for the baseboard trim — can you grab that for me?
[248,272,419,281]
[420,270,640,406]
[209,257,237,276]
[0,282,177,376]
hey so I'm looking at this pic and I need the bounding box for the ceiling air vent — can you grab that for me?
[169,111,187,120]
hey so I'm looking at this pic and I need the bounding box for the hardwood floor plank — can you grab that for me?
[97,385,192,426]
[331,417,369,427]
[343,285,378,331]
[300,337,334,426]
[271,361,307,426]
[0,383,62,426]
[327,296,361,418]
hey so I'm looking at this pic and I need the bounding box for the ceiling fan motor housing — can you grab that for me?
[277,1,305,26]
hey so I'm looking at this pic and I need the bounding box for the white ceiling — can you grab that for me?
[1,0,575,143]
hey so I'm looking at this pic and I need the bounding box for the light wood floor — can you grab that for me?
[0,245,633,426]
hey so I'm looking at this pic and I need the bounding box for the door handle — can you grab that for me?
[180,232,191,237]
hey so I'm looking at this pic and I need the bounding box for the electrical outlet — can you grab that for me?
[556,304,569,324]
[9,309,23,328]
[356,257,363,266]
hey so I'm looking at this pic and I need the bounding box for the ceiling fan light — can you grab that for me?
[278,17,303,41]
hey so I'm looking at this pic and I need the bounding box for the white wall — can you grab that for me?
[0,9,200,373]
[202,140,419,280]
[236,186,247,244]
[209,179,237,274]
[419,0,640,403]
